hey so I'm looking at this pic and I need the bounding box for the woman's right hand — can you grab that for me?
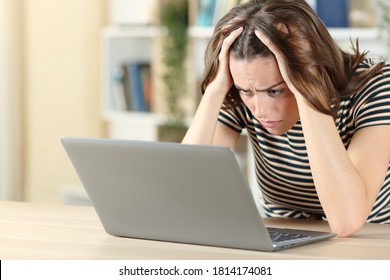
[182,27,243,145]
[206,27,244,97]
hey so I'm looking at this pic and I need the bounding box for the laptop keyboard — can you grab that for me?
[269,231,310,243]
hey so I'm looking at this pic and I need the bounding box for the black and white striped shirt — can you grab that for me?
[218,60,390,223]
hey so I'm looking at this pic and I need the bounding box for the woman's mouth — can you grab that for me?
[260,120,281,128]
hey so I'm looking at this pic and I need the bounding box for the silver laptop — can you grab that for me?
[61,137,336,251]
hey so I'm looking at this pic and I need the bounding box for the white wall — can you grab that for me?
[1,0,107,203]
[22,0,107,203]
[0,0,23,200]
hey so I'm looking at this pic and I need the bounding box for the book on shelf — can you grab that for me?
[128,63,147,112]
[315,0,349,28]
[111,66,127,111]
[196,0,241,27]
[111,62,152,112]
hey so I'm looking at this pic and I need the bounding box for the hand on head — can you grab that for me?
[254,30,298,96]
[208,27,244,95]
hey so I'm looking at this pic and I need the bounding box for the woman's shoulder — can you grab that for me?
[344,59,390,128]
[357,57,390,74]
[354,59,390,97]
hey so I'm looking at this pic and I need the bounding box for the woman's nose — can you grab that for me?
[252,94,272,119]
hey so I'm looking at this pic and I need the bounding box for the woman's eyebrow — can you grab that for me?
[234,84,249,91]
[234,81,285,92]
[255,81,285,92]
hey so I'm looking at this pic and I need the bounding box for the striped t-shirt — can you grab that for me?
[218,60,390,223]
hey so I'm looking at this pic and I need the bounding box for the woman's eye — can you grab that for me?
[239,90,254,96]
[268,89,283,96]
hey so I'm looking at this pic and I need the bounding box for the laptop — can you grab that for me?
[61,137,336,251]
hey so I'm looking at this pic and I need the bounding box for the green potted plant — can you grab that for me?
[158,0,189,142]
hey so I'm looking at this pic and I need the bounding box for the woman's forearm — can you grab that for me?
[296,97,371,236]
[182,87,226,145]
[183,27,243,145]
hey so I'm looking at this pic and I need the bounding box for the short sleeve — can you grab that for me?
[218,104,250,133]
[353,64,390,130]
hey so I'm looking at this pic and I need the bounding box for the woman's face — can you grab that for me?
[229,55,299,135]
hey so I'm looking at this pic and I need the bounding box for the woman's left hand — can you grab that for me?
[254,30,300,97]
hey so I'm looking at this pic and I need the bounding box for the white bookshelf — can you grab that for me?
[101,26,163,140]
[101,26,158,113]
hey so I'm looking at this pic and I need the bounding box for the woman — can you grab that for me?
[183,0,390,237]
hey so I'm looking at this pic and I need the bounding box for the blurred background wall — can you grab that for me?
[0,0,107,203]
[0,0,23,201]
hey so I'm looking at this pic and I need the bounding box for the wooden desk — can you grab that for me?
[1,201,389,259]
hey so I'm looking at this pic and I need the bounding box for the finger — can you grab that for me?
[255,31,297,93]
[255,29,286,65]
[220,27,244,57]
[254,30,275,53]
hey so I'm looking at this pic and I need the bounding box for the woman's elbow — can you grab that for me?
[331,218,365,238]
